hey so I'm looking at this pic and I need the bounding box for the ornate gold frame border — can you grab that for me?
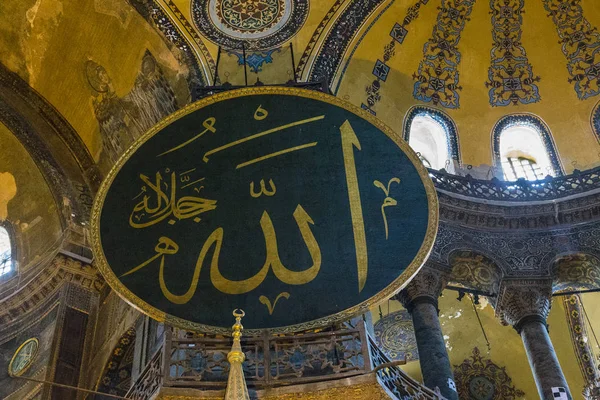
[8,337,39,377]
[91,86,439,335]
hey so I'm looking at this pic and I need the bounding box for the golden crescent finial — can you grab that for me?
[233,309,245,318]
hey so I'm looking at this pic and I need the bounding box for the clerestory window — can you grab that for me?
[404,107,460,173]
[0,226,12,276]
[493,115,563,181]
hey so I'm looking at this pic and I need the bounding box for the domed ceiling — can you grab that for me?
[0,0,599,181]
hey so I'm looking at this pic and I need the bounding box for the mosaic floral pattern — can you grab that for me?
[486,0,541,106]
[454,347,525,400]
[97,328,136,397]
[553,253,600,292]
[449,250,501,293]
[228,48,280,73]
[562,294,600,397]
[193,0,308,50]
[373,310,419,361]
[217,0,284,32]
[413,0,476,109]
[360,0,430,115]
[543,0,600,100]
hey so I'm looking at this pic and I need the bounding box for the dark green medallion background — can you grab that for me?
[95,88,436,331]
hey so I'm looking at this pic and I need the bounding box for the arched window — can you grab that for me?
[0,226,12,276]
[492,114,563,181]
[403,106,461,173]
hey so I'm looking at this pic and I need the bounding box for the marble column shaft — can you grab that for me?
[495,279,572,400]
[396,267,458,400]
[520,318,572,400]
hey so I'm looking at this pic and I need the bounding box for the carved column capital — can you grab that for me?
[395,266,448,312]
[494,279,553,332]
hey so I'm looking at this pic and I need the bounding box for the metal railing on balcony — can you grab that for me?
[126,322,444,400]
[429,166,600,201]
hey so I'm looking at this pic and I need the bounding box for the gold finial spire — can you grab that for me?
[224,309,250,400]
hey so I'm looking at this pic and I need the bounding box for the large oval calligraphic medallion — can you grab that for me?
[92,87,438,333]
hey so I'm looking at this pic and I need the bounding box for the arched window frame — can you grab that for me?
[0,221,17,279]
[592,100,600,144]
[492,114,564,180]
[403,106,461,171]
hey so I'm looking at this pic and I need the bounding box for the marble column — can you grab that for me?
[495,279,573,400]
[396,267,459,400]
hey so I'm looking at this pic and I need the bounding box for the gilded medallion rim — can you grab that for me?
[8,337,39,377]
[91,86,439,335]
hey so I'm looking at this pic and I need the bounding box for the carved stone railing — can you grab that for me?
[367,335,445,400]
[429,166,600,201]
[126,322,442,400]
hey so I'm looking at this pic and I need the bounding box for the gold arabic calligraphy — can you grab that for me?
[129,171,216,228]
[121,205,321,304]
[125,108,385,311]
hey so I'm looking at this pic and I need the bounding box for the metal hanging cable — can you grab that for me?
[469,294,491,352]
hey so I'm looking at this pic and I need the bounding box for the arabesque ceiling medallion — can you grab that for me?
[193,0,309,50]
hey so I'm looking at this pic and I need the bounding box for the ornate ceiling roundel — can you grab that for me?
[192,0,309,50]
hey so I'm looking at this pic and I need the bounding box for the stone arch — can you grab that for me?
[95,327,137,399]
[551,253,600,293]
[448,249,503,294]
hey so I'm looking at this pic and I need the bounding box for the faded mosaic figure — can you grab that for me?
[87,50,179,167]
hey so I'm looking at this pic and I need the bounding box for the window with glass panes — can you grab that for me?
[0,227,11,276]
[502,157,544,181]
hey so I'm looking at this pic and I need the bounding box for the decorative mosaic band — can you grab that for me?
[542,0,600,100]
[562,295,599,389]
[413,0,476,109]
[309,0,386,84]
[129,0,207,95]
[593,100,600,143]
[486,0,541,106]
[360,0,431,115]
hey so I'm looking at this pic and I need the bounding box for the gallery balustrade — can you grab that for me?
[126,322,444,400]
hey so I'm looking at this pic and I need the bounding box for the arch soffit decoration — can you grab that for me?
[402,105,462,166]
[491,113,565,176]
[448,249,503,294]
[551,252,600,293]
[0,62,98,226]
